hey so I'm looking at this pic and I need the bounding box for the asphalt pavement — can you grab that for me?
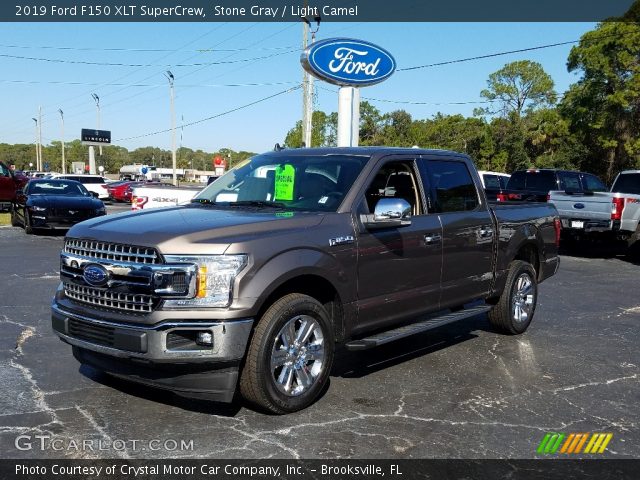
[0,225,638,459]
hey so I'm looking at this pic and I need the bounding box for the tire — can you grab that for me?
[239,293,335,414]
[488,260,538,335]
[23,209,33,234]
[10,205,20,227]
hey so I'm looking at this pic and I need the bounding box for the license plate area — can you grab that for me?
[571,220,584,229]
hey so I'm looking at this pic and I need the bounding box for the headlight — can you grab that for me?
[29,205,47,212]
[162,255,247,308]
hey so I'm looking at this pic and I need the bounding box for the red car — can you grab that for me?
[107,181,141,203]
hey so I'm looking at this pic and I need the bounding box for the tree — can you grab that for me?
[477,60,557,118]
[561,19,640,181]
[283,110,333,148]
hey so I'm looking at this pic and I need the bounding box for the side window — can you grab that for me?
[0,164,9,177]
[582,174,606,192]
[499,176,510,189]
[426,160,479,213]
[363,160,424,216]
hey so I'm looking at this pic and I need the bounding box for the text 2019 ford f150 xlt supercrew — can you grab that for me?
[51,148,560,413]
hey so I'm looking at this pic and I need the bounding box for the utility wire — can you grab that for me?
[398,30,636,72]
[0,49,296,67]
[0,43,296,53]
[116,85,301,142]
[0,79,298,88]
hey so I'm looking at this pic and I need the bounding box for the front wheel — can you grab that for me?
[10,205,20,227]
[23,209,33,234]
[239,293,334,414]
[488,260,538,334]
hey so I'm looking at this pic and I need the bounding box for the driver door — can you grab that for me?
[354,157,443,334]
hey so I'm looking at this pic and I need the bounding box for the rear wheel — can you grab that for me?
[488,260,538,334]
[239,293,334,414]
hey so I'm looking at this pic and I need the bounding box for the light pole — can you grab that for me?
[91,93,102,156]
[37,106,43,171]
[58,109,66,174]
[32,117,39,171]
[165,71,177,186]
[301,15,320,148]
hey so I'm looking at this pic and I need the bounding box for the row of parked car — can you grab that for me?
[478,168,640,251]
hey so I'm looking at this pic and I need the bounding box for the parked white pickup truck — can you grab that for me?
[548,170,640,247]
[131,184,204,210]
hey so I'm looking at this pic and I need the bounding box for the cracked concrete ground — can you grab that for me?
[0,226,638,459]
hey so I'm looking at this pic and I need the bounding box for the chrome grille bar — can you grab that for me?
[64,239,160,264]
[64,282,154,314]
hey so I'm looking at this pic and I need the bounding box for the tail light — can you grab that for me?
[611,197,626,221]
[101,184,108,189]
[546,194,551,202]
[132,196,148,211]
[496,193,507,202]
[554,218,562,247]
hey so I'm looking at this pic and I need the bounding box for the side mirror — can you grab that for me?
[361,198,412,229]
[90,191,99,198]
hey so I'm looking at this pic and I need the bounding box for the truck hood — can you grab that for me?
[67,204,325,255]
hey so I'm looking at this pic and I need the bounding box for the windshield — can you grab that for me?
[27,180,90,196]
[193,153,369,212]
[612,173,640,195]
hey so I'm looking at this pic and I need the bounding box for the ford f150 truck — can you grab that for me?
[51,147,560,413]
[548,170,640,247]
[131,183,204,210]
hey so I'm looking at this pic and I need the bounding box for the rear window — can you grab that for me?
[558,172,581,190]
[482,174,501,189]
[507,171,557,192]
[612,173,640,195]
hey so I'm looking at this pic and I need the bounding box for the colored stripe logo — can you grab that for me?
[537,433,612,454]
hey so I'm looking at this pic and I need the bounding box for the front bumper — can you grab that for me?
[51,302,254,402]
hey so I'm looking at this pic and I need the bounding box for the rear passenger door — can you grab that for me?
[420,157,494,309]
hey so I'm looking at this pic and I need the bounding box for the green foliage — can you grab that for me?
[478,60,557,118]
[561,20,640,182]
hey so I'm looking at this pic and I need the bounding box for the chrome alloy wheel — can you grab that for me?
[270,315,325,397]
[512,273,534,323]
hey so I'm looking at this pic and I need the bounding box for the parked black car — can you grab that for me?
[498,168,607,202]
[11,179,106,234]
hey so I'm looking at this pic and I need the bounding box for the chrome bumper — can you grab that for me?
[51,303,253,363]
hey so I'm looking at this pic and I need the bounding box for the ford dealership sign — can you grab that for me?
[301,38,396,87]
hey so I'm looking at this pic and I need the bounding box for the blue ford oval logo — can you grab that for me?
[83,264,109,287]
[301,38,396,87]
[574,203,585,209]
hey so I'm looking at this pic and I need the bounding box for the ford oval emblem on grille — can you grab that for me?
[574,203,585,209]
[83,264,109,287]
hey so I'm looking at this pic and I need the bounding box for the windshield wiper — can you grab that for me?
[190,198,216,204]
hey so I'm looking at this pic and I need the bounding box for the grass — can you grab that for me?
[0,212,10,226]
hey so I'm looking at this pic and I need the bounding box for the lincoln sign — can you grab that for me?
[301,38,396,87]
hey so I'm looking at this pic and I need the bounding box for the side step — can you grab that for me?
[345,305,492,351]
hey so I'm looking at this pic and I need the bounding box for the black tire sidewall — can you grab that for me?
[505,262,537,334]
[256,296,334,413]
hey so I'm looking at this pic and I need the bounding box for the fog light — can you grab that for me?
[196,331,213,347]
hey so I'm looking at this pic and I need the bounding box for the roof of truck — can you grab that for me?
[265,146,468,157]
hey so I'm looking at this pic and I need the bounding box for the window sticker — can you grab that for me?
[274,164,295,201]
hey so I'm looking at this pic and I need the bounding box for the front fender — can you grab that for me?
[233,247,355,317]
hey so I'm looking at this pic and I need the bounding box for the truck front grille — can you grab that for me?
[68,318,115,348]
[64,282,154,313]
[64,239,160,264]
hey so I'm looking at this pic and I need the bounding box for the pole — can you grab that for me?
[32,117,39,170]
[59,109,66,174]
[166,71,177,186]
[301,19,310,147]
[92,93,102,156]
[38,106,43,171]
[337,87,360,147]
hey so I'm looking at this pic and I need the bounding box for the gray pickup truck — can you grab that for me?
[548,170,640,247]
[51,147,560,413]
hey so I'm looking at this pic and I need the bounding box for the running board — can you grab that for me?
[345,305,492,351]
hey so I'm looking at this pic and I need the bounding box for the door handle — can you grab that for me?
[478,228,494,238]
[424,234,442,245]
